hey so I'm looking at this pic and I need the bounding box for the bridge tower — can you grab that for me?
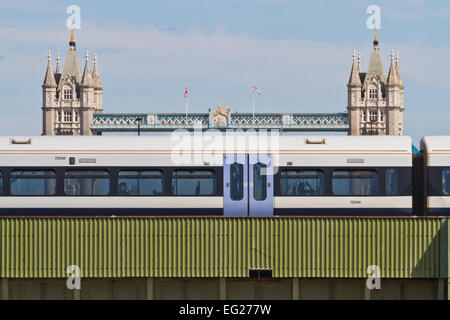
[347,31,404,135]
[42,26,103,135]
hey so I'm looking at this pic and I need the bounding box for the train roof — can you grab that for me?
[0,135,412,153]
[421,136,450,152]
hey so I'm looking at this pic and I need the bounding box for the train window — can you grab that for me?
[64,170,110,196]
[0,172,2,194]
[280,170,324,196]
[230,163,244,201]
[10,170,56,196]
[332,170,379,196]
[253,163,267,201]
[118,170,163,196]
[172,170,216,195]
[442,169,450,196]
[386,169,399,196]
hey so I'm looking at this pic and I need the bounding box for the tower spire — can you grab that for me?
[43,50,57,87]
[386,49,399,85]
[347,50,362,87]
[55,52,61,74]
[357,51,361,72]
[69,22,76,47]
[81,50,92,86]
[92,53,102,89]
[373,24,379,47]
[395,51,403,88]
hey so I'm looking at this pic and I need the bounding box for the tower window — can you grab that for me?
[64,110,72,122]
[362,110,367,122]
[63,88,73,100]
[369,111,377,122]
[380,111,384,122]
[75,111,79,122]
[369,88,378,99]
[57,111,61,122]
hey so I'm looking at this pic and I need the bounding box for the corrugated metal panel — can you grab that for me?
[0,218,446,279]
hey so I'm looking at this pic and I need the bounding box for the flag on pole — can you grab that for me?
[251,86,261,124]
[184,86,189,122]
[252,86,261,95]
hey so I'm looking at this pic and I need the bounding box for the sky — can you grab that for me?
[1,0,450,145]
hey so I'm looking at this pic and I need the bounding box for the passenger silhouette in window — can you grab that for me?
[304,181,314,195]
[230,164,243,200]
[296,182,306,195]
[152,179,164,195]
[444,169,450,195]
[119,182,133,195]
[195,181,201,195]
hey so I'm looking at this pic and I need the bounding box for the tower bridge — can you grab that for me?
[90,110,349,133]
[42,29,403,136]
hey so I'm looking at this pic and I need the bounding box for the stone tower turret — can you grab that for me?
[347,30,404,135]
[80,50,95,135]
[42,51,57,136]
[91,53,103,114]
[42,26,103,135]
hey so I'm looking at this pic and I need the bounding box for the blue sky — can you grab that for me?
[1,0,450,144]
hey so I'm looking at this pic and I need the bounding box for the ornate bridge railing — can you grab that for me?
[91,112,349,133]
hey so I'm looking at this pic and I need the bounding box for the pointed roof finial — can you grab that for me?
[55,52,61,74]
[92,52,102,89]
[373,23,379,47]
[395,51,403,88]
[43,50,57,87]
[348,50,362,87]
[387,48,399,85]
[81,50,92,86]
[357,51,361,72]
[69,22,76,47]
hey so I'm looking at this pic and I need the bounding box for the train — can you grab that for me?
[0,133,447,217]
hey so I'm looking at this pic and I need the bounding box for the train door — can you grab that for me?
[249,154,274,216]
[223,154,274,216]
[223,154,248,216]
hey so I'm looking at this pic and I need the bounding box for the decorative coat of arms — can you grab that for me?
[211,104,229,128]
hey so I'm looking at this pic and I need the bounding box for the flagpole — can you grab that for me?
[185,86,188,125]
[252,90,255,124]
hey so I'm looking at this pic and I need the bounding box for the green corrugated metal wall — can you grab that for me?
[0,218,447,279]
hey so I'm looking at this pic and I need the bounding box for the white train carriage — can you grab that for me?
[0,134,412,216]
[420,136,450,216]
